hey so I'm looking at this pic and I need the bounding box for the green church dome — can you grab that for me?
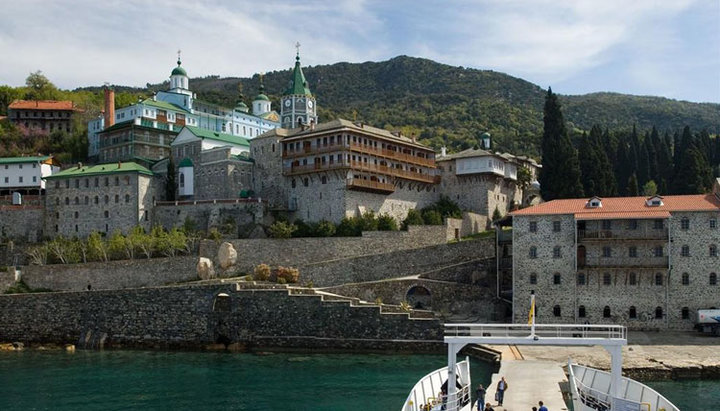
[178,158,193,167]
[254,93,270,101]
[171,59,187,76]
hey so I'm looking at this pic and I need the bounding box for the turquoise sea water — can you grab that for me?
[645,380,720,411]
[0,351,493,410]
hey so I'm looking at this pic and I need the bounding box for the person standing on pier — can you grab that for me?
[538,400,548,411]
[476,384,486,410]
[495,376,508,406]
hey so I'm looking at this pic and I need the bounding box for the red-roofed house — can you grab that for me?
[501,181,720,330]
[7,100,76,134]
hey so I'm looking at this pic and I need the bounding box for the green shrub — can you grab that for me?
[402,209,424,229]
[336,217,361,237]
[377,214,398,231]
[254,264,271,281]
[421,209,443,225]
[292,219,313,237]
[433,195,462,218]
[277,277,287,285]
[0,266,7,272]
[492,206,503,223]
[268,221,297,239]
[314,220,336,237]
[207,228,223,242]
[359,211,378,231]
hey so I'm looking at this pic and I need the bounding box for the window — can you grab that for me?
[629,306,637,319]
[603,306,611,318]
[303,178,309,187]
[529,247,537,259]
[711,219,717,229]
[653,246,664,257]
[655,273,663,286]
[602,220,612,230]
[529,273,537,285]
[125,194,130,203]
[682,307,690,320]
[74,197,79,205]
[681,218,690,230]
[578,305,586,318]
[710,245,718,257]
[32,176,36,182]
[629,272,637,285]
[104,195,109,204]
[74,211,79,219]
[655,307,663,319]
[553,273,561,285]
[577,273,586,285]
[603,273,612,285]
[602,246,612,257]
[65,197,69,205]
[682,273,689,285]
[628,246,637,258]
[291,179,296,188]
[627,220,638,230]
[94,178,99,187]
[529,221,537,232]
[711,273,718,286]
[553,221,561,232]
[75,179,79,188]
[681,245,690,257]
[553,246,561,258]
[84,196,89,205]
[653,219,664,229]
[4,177,8,183]
[94,196,99,204]
[553,305,561,317]
[115,177,119,186]
[321,176,327,184]
[18,176,23,183]
[104,210,109,218]
[85,179,89,188]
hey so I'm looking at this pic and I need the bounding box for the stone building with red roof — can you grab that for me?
[503,179,720,329]
[7,100,77,134]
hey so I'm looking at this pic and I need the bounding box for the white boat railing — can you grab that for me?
[445,323,626,340]
[402,359,472,411]
[568,361,680,411]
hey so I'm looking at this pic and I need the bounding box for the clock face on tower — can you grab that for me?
[284,99,291,107]
[307,100,314,109]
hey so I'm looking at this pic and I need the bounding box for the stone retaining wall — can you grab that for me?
[200,225,451,273]
[0,207,44,243]
[299,239,494,287]
[0,283,443,351]
[18,256,197,292]
[153,200,267,234]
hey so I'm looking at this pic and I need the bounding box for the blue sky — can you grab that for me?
[1,0,718,103]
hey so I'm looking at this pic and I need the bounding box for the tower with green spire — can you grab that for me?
[280,42,317,129]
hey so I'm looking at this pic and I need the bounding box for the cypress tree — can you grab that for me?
[579,131,598,196]
[539,87,584,200]
[627,173,639,196]
[166,155,176,201]
[637,135,650,186]
[645,129,658,183]
[672,145,712,194]
[615,141,631,196]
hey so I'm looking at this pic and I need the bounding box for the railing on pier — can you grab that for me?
[444,323,626,341]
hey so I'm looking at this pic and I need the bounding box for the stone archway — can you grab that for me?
[406,285,432,310]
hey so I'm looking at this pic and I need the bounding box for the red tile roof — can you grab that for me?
[511,194,720,218]
[8,100,75,110]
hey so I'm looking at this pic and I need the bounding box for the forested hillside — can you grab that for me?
[2,56,718,163]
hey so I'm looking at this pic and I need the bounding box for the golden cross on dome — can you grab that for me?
[295,41,301,56]
[177,49,182,65]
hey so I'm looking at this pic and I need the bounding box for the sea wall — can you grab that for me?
[0,283,443,351]
[18,256,197,292]
[200,225,451,273]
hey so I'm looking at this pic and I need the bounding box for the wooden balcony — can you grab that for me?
[282,160,438,184]
[349,142,435,167]
[578,228,669,241]
[282,143,344,158]
[347,179,395,194]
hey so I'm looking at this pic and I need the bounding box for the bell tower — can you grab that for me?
[169,50,192,97]
[280,43,317,129]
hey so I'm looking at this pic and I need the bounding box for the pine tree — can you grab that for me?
[539,88,584,200]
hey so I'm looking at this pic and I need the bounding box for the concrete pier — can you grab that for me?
[480,347,568,411]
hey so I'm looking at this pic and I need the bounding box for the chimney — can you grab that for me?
[104,87,115,128]
[441,146,447,157]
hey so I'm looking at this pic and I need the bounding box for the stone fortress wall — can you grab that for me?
[152,199,267,234]
[0,207,44,243]
[0,283,443,351]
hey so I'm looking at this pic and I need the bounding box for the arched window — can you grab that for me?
[682,273,690,285]
[213,293,231,312]
[529,273,537,285]
[578,305,586,318]
[681,307,689,320]
[104,195,109,204]
[74,197,79,205]
[655,273,663,286]
[655,306,663,319]
[710,273,717,286]
[553,305,561,317]
[629,306,637,319]
[84,196,89,205]
[94,196,99,204]
[104,210,109,218]
[179,173,185,188]
[74,211,78,219]
[114,194,119,203]
[603,306,611,318]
